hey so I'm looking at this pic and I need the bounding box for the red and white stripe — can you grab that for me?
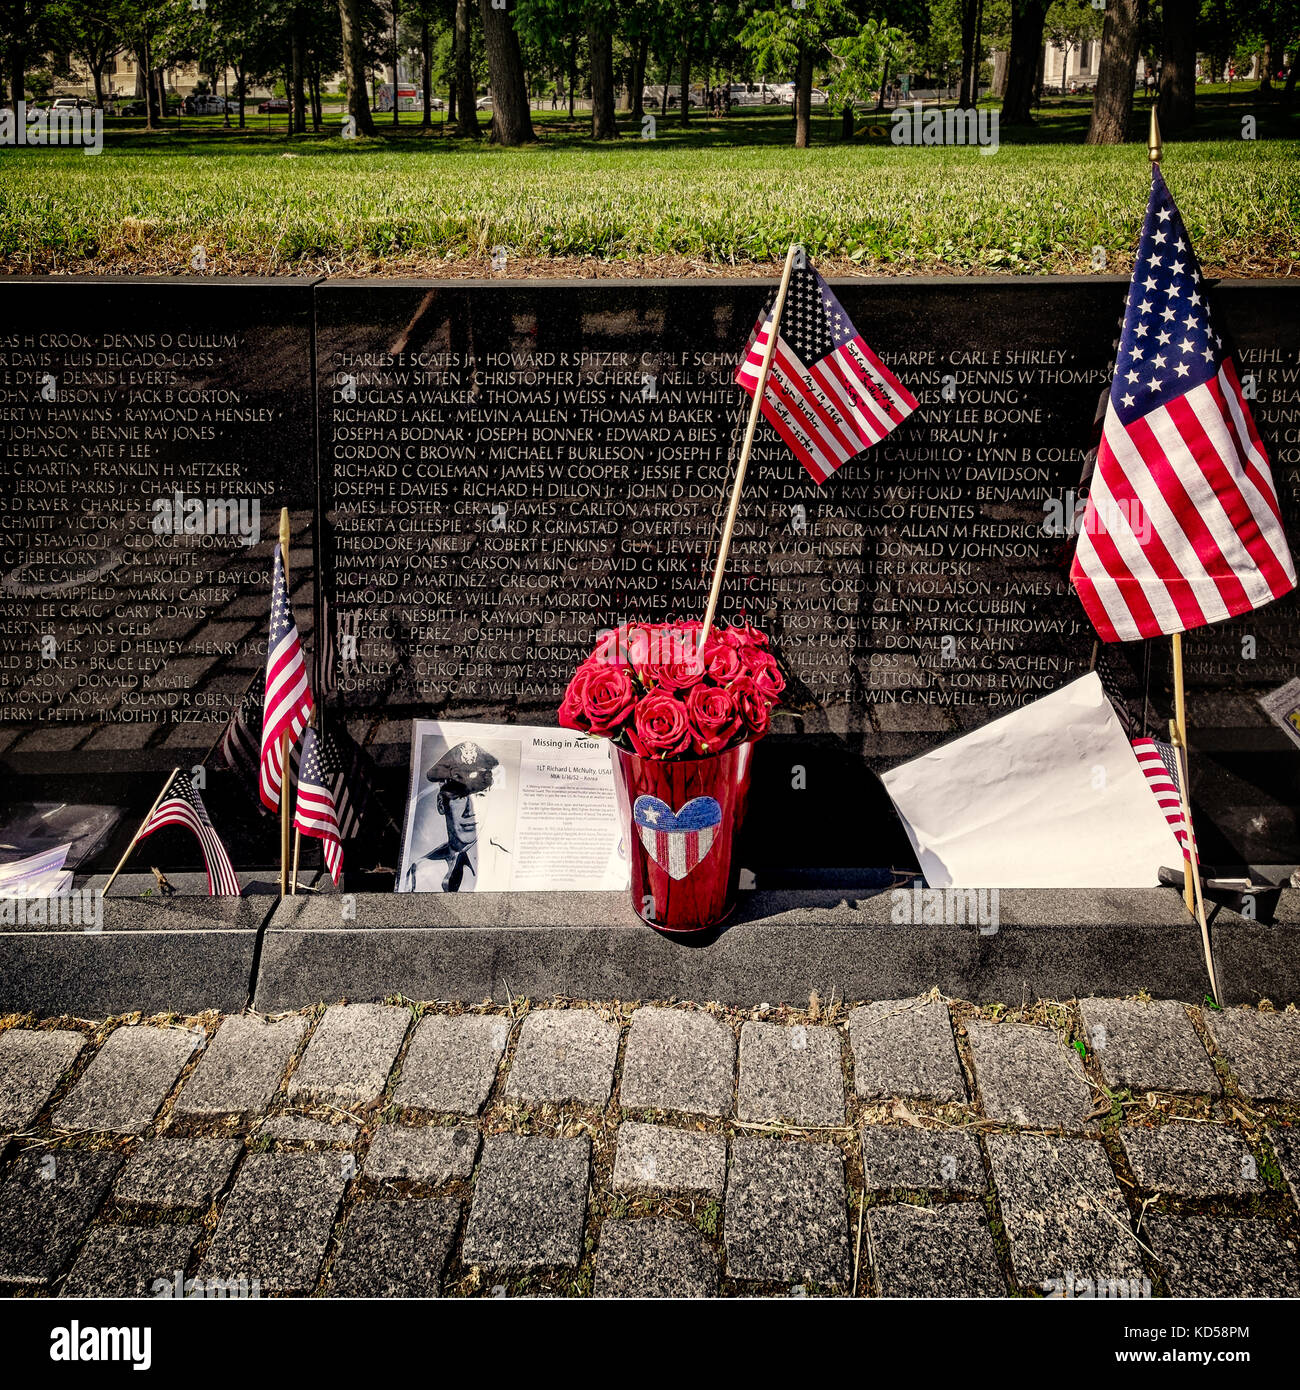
[738,321,919,484]
[1071,362,1296,642]
[259,549,314,812]
[1131,737,1196,856]
[637,822,717,880]
[294,784,343,884]
[138,793,241,896]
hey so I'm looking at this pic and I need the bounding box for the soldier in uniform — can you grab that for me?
[403,741,506,892]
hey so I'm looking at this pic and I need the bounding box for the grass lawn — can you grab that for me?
[1,96,1296,278]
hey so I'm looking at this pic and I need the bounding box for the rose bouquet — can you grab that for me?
[558,620,785,759]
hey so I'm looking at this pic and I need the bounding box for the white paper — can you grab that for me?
[396,721,628,893]
[881,672,1182,888]
[1258,677,1300,751]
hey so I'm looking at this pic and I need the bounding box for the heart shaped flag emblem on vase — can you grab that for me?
[632,795,722,881]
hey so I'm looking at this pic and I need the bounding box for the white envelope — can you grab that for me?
[882,672,1182,888]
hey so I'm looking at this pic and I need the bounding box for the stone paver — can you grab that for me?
[860,1125,986,1193]
[1078,998,1218,1094]
[198,1152,350,1294]
[62,1225,200,1298]
[1121,1124,1261,1197]
[612,1122,727,1200]
[463,1133,590,1269]
[174,1014,308,1119]
[736,1021,844,1128]
[0,1029,86,1130]
[967,1019,1094,1130]
[1204,1008,1300,1101]
[1146,1216,1300,1297]
[113,1137,243,1208]
[1269,1128,1300,1208]
[986,1133,1145,1294]
[868,1203,1005,1297]
[52,1026,198,1134]
[393,1013,510,1115]
[724,1138,850,1286]
[258,1114,359,1145]
[0,1149,123,1286]
[595,1218,720,1298]
[328,1198,460,1297]
[504,1009,620,1107]
[619,1007,736,1118]
[287,1004,409,1108]
[364,1125,480,1185]
[849,998,965,1102]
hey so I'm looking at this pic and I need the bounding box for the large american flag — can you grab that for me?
[735,260,919,484]
[259,544,314,812]
[136,770,241,896]
[293,726,344,884]
[1070,166,1295,642]
[1131,735,1196,856]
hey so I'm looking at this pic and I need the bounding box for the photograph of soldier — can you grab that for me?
[398,733,518,892]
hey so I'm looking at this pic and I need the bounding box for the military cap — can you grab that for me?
[426,740,499,796]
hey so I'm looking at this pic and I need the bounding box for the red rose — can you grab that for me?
[705,644,742,683]
[581,662,637,735]
[686,683,742,755]
[637,623,707,692]
[731,674,772,739]
[743,649,785,701]
[629,688,693,758]
[558,662,596,731]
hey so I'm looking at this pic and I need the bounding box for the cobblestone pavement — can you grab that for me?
[1,994,1299,1298]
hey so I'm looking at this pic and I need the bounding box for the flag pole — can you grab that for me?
[1149,106,1198,918]
[279,507,292,896]
[101,767,180,897]
[1170,716,1221,1004]
[700,242,800,647]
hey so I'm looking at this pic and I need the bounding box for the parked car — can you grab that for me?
[476,94,492,109]
[257,98,291,114]
[52,96,94,110]
[809,87,830,105]
[183,94,233,116]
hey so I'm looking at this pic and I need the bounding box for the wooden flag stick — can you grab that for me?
[700,242,801,647]
[102,767,180,897]
[291,828,302,897]
[279,507,292,896]
[1169,715,1221,1004]
[1171,633,1195,913]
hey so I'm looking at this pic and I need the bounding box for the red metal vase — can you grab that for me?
[610,741,754,934]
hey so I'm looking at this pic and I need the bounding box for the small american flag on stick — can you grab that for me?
[1070,165,1296,642]
[1131,735,1196,856]
[137,770,241,897]
[735,259,918,484]
[259,543,314,812]
[294,726,344,884]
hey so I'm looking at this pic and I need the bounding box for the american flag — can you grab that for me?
[735,259,919,484]
[1070,165,1296,642]
[259,543,314,812]
[136,770,241,896]
[215,675,298,814]
[293,726,343,884]
[1131,736,1196,856]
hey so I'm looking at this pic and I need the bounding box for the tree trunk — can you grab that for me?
[478,0,534,145]
[8,45,22,113]
[421,18,432,128]
[1001,1,1048,124]
[959,0,978,106]
[236,65,246,128]
[310,64,322,130]
[1087,0,1140,143]
[1157,0,1196,132]
[679,40,691,126]
[569,35,577,119]
[91,64,104,108]
[290,26,306,134]
[589,26,618,138]
[1285,49,1298,102]
[454,0,479,135]
[660,55,669,117]
[337,0,377,135]
[794,43,813,147]
[1259,37,1274,92]
[630,34,647,121]
[841,102,854,138]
